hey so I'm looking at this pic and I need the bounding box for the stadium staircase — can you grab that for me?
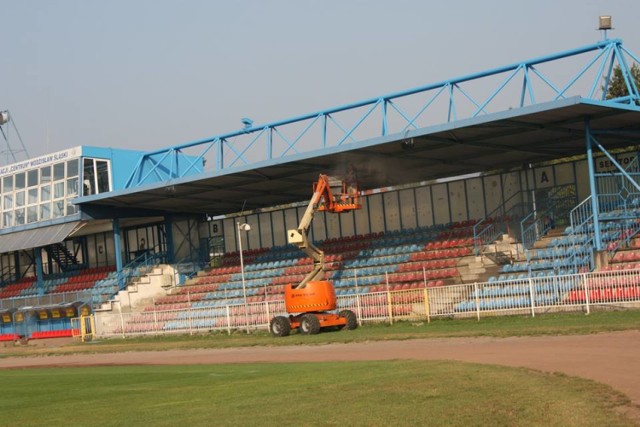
[453,213,640,313]
[45,243,82,272]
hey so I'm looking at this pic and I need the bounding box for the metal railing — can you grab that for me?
[118,248,167,288]
[0,290,91,310]
[473,191,532,255]
[93,267,640,338]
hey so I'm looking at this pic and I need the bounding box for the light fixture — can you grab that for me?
[598,15,612,31]
[237,221,251,333]
[241,117,253,130]
[598,16,612,40]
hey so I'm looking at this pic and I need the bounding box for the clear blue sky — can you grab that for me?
[1,0,639,159]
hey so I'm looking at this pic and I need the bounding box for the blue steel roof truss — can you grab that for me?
[119,39,640,189]
[75,39,640,216]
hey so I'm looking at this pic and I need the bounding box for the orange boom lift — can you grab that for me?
[269,173,361,336]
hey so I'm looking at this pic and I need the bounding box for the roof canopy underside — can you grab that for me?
[79,98,640,217]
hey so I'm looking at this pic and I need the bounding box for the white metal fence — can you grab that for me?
[94,268,640,338]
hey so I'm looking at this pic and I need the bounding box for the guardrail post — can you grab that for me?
[354,269,362,325]
[385,271,393,325]
[225,305,231,335]
[423,287,431,323]
[119,309,125,339]
[528,277,536,318]
[474,282,480,321]
[582,273,590,315]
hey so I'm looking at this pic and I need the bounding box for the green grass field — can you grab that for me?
[1,310,639,426]
[0,361,634,427]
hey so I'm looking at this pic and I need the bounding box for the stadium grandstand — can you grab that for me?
[1,37,640,341]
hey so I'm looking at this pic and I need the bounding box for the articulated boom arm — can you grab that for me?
[287,174,361,289]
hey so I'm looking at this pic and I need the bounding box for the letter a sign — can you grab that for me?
[535,167,553,189]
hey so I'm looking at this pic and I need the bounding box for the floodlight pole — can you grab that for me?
[237,222,251,334]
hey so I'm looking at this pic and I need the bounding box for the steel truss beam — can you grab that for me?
[122,39,640,189]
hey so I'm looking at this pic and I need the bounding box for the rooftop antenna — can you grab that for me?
[0,110,30,166]
[598,15,612,40]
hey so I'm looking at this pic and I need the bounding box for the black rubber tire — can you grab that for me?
[269,316,291,337]
[299,314,321,335]
[338,310,358,330]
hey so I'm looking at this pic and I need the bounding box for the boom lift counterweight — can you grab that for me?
[269,173,361,336]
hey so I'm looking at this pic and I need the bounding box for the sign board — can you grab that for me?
[595,152,638,173]
[0,146,81,178]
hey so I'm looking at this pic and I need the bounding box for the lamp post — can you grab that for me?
[237,222,251,334]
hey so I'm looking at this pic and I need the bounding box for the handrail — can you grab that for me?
[0,289,91,310]
[520,192,576,250]
[473,190,531,255]
[116,248,167,289]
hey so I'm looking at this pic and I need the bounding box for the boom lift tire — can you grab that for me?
[299,313,321,335]
[270,316,291,337]
[338,310,358,330]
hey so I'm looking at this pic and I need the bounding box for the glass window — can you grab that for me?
[53,182,65,199]
[3,211,13,228]
[67,159,79,178]
[2,176,12,192]
[66,200,77,216]
[28,188,38,205]
[96,160,110,193]
[41,184,51,202]
[40,166,51,184]
[53,201,64,218]
[53,163,65,181]
[83,159,95,196]
[40,203,51,221]
[15,191,25,207]
[67,178,78,198]
[27,170,38,187]
[27,206,38,223]
[15,173,25,190]
[15,208,25,225]
[3,194,12,210]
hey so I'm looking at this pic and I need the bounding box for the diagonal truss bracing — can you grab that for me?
[124,38,640,189]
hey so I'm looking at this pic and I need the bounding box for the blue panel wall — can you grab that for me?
[81,146,204,191]
[81,147,146,191]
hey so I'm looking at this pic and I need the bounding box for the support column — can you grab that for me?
[585,119,603,251]
[164,216,175,264]
[34,248,44,296]
[112,219,124,288]
[13,252,20,283]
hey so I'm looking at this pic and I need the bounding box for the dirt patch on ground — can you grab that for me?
[2,331,640,423]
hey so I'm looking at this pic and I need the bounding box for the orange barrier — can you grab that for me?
[30,329,76,339]
[0,333,21,341]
